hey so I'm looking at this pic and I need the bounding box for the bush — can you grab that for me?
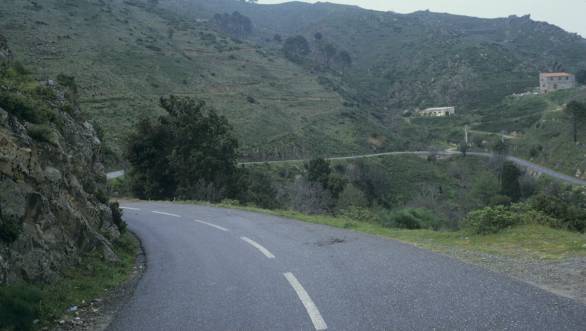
[0,284,41,331]
[110,202,127,233]
[28,124,58,145]
[463,205,519,235]
[380,208,442,230]
[0,216,22,243]
[0,90,49,124]
[531,191,586,233]
[336,184,368,211]
[239,169,280,209]
[338,206,378,223]
[95,189,109,204]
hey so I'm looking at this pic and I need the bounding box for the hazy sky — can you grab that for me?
[258,0,586,37]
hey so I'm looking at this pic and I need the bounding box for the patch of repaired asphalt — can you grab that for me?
[315,237,346,247]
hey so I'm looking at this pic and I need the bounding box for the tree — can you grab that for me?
[576,70,586,85]
[500,162,522,203]
[314,32,323,41]
[323,43,337,67]
[292,177,333,214]
[273,34,282,43]
[566,101,586,143]
[213,11,253,38]
[459,141,468,157]
[240,168,279,209]
[336,184,368,210]
[336,50,352,76]
[126,118,176,200]
[127,96,241,201]
[283,35,310,63]
[306,158,331,189]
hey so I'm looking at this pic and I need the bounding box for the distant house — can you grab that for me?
[417,107,456,117]
[539,72,576,94]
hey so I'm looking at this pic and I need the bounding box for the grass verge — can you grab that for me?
[0,232,139,330]
[212,203,586,261]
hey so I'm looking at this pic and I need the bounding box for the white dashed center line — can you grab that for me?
[151,211,181,218]
[194,219,229,232]
[240,237,276,259]
[120,207,141,211]
[283,272,327,331]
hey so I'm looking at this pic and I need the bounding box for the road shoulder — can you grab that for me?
[54,232,146,331]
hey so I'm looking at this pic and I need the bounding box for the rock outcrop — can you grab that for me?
[0,34,11,60]
[0,36,120,284]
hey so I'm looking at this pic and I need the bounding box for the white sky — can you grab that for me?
[258,0,586,37]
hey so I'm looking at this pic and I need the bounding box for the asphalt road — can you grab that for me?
[240,151,586,186]
[108,201,586,330]
[106,151,586,186]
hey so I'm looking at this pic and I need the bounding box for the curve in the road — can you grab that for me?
[108,201,586,330]
[107,151,586,186]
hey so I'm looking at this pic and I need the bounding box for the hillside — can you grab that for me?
[160,0,586,111]
[2,0,585,167]
[0,0,390,163]
[0,37,123,284]
[499,88,586,179]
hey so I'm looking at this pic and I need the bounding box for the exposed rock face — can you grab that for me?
[0,107,120,284]
[0,36,119,284]
[0,34,11,60]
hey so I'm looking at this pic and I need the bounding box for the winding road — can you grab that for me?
[107,201,586,330]
[107,151,586,186]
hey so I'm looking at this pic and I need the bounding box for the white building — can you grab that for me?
[539,72,576,94]
[417,107,456,117]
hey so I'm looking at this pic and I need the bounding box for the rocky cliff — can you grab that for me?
[0,36,121,284]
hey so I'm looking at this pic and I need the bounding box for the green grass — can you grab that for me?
[0,0,395,164]
[39,233,138,325]
[506,88,586,177]
[0,232,139,330]
[213,203,586,261]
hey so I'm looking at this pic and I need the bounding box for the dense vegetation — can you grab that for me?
[127,96,241,200]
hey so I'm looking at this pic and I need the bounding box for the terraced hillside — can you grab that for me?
[0,0,388,163]
[161,0,586,110]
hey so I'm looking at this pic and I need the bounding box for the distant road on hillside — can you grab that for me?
[106,151,586,186]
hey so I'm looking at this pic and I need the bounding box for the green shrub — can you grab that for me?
[0,216,22,243]
[511,204,560,228]
[531,192,586,233]
[380,208,442,230]
[109,202,127,233]
[0,284,41,331]
[463,205,519,235]
[239,169,280,209]
[336,184,368,211]
[0,91,48,124]
[95,189,109,204]
[28,124,58,145]
[339,206,378,223]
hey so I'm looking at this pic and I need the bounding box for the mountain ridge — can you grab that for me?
[160,0,586,110]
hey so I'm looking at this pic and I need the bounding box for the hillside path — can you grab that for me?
[107,151,586,186]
